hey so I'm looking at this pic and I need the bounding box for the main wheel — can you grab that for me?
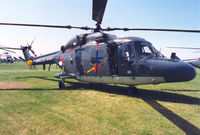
[58,81,65,89]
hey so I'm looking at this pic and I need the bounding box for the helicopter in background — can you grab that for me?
[0,51,24,63]
[166,47,200,69]
[0,0,199,90]
[0,38,37,64]
[4,52,14,63]
[0,52,14,63]
[0,44,26,63]
[0,45,15,63]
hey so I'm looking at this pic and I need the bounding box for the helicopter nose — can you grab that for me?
[149,59,196,83]
[164,61,196,82]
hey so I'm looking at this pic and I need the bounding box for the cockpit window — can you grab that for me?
[142,46,152,54]
[134,41,160,57]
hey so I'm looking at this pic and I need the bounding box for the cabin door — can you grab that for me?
[81,44,111,76]
[75,47,85,76]
[117,41,136,76]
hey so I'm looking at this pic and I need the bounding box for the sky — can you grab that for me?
[0,0,199,59]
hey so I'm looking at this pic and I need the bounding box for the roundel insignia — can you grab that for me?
[58,55,63,66]
[58,61,63,66]
[27,60,33,66]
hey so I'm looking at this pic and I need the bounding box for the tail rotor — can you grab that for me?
[26,37,37,57]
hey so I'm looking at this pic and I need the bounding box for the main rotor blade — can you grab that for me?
[193,51,200,53]
[1,23,200,33]
[0,48,16,53]
[167,47,200,50]
[92,0,108,24]
[0,23,94,30]
[102,27,200,33]
[0,47,22,50]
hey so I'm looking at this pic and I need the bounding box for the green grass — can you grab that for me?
[0,63,199,135]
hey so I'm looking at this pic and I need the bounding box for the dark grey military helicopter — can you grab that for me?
[0,0,200,89]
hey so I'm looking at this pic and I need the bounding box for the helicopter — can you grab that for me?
[0,0,200,90]
[0,51,14,63]
[0,38,37,63]
[166,47,200,69]
[0,45,26,63]
[0,45,16,63]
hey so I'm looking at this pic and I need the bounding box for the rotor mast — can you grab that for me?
[92,0,108,32]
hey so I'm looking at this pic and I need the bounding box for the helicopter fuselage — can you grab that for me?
[50,32,196,85]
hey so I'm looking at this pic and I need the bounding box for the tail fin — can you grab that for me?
[21,45,59,67]
[21,46,34,61]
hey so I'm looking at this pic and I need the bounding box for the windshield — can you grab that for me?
[133,41,161,57]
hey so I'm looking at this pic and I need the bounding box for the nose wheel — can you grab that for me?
[58,78,65,89]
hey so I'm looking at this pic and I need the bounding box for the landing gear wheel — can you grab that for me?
[58,81,65,89]
[127,86,138,95]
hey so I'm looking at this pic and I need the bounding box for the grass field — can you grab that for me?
[0,63,199,135]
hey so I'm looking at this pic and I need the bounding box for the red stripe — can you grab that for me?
[96,42,99,50]
[60,55,63,62]
[95,63,100,72]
